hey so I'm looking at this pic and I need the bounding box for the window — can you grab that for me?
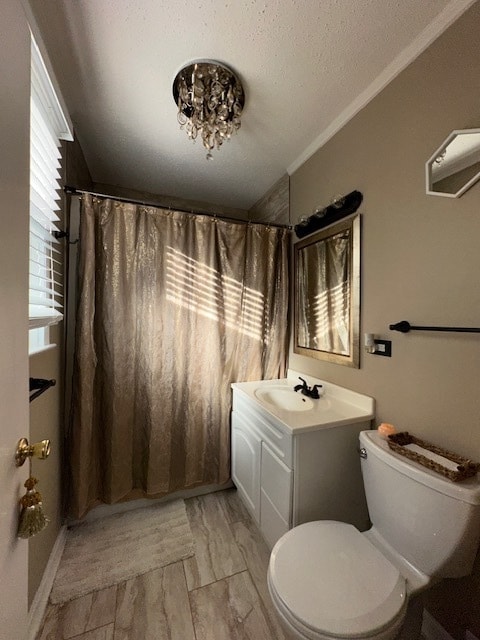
[29,35,72,353]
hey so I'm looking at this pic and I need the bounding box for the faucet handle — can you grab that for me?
[310,384,322,399]
[294,377,308,393]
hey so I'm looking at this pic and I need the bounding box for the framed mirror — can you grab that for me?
[426,128,480,198]
[294,214,360,368]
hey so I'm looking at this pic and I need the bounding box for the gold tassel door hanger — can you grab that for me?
[15,436,51,538]
[18,476,49,539]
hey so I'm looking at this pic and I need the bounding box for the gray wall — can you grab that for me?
[249,174,290,225]
[91,182,249,220]
[289,5,480,637]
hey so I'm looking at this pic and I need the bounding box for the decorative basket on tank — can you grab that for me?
[387,431,480,482]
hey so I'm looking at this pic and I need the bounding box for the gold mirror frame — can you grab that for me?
[294,214,360,368]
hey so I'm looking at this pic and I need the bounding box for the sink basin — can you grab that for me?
[254,386,316,412]
[232,371,375,433]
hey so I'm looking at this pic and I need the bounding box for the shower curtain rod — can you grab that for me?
[64,186,293,230]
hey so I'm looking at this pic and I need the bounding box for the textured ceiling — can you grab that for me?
[29,0,471,210]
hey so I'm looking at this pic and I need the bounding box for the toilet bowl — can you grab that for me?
[268,521,407,639]
[267,430,480,640]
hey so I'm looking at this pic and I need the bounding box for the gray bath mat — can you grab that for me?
[50,499,194,604]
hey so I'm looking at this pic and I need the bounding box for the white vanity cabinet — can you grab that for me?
[231,373,374,549]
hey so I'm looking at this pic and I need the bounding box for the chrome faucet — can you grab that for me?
[293,377,322,399]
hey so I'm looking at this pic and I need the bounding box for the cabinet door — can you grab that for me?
[260,490,290,550]
[260,442,293,548]
[261,442,293,521]
[232,412,261,523]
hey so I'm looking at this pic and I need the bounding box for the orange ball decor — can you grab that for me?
[377,423,397,439]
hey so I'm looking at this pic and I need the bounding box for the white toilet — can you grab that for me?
[268,430,480,640]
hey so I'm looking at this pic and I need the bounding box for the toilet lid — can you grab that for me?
[269,521,406,638]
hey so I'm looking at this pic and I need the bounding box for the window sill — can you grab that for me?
[29,343,57,357]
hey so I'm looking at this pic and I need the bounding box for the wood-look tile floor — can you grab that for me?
[36,489,289,640]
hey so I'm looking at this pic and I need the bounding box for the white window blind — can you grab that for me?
[29,35,72,330]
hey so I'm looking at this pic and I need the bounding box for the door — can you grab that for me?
[0,2,31,638]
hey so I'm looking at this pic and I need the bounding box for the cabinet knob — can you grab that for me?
[358,447,367,459]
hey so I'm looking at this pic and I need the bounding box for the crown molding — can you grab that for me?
[288,0,477,175]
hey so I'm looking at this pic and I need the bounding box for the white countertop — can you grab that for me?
[232,370,375,433]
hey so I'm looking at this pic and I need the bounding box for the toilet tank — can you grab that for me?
[360,430,480,579]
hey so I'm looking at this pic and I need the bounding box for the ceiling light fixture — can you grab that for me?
[172,60,245,160]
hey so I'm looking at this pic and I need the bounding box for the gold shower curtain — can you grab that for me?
[69,195,290,518]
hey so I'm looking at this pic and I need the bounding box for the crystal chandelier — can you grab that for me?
[172,60,245,160]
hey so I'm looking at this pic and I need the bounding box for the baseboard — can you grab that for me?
[422,609,455,640]
[74,480,233,525]
[26,525,67,640]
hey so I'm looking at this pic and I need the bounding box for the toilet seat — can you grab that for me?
[268,521,407,639]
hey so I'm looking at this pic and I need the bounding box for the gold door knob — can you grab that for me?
[15,438,51,467]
